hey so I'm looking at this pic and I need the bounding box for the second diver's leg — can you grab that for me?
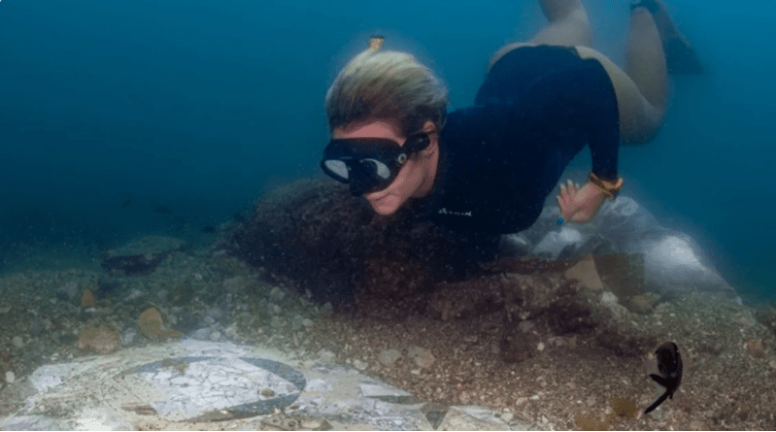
[532,0,593,47]
[632,0,703,73]
[576,7,667,144]
[488,0,592,71]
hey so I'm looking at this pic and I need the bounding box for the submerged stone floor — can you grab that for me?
[0,339,534,431]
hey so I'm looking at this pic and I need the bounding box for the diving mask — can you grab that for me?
[321,132,430,196]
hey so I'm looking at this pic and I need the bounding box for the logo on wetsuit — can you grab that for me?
[438,208,473,217]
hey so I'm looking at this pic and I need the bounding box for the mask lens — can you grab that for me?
[362,158,391,180]
[323,160,349,181]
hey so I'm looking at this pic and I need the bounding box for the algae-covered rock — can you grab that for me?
[229,179,490,307]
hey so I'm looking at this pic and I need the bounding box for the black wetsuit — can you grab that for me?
[412,45,620,235]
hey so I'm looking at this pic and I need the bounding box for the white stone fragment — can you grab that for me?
[5,371,15,383]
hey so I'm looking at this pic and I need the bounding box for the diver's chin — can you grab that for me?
[366,194,400,215]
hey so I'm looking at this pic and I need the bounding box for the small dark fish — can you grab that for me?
[202,226,216,233]
[644,342,683,414]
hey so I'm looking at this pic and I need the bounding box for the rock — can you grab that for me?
[407,346,424,358]
[601,292,629,320]
[101,235,183,275]
[139,307,183,340]
[564,255,603,290]
[122,328,136,345]
[501,412,514,423]
[223,276,244,293]
[209,331,222,341]
[378,349,402,367]
[302,318,314,328]
[414,350,435,369]
[269,287,286,302]
[317,349,336,363]
[626,292,660,315]
[5,371,15,384]
[76,324,120,355]
[302,419,322,429]
[290,316,305,332]
[593,254,647,298]
[12,336,23,348]
[319,302,334,318]
[80,289,95,308]
[352,359,368,371]
[58,281,79,301]
[29,319,48,336]
[746,339,766,358]
[191,328,211,340]
[270,316,284,328]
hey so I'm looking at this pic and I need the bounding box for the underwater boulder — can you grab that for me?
[228,178,489,308]
[101,235,184,276]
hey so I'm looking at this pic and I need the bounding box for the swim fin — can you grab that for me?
[632,0,703,74]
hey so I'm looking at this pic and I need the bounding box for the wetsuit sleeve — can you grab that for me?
[580,59,621,181]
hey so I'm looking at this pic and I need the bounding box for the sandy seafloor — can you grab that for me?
[1,226,776,431]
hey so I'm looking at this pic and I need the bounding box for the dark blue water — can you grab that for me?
[1,1,774,302]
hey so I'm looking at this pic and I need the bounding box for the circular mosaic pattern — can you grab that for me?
[122,356,306,421]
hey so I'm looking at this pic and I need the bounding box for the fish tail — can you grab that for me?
[644,391,670,415]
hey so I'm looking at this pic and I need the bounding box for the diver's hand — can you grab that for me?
[556,179,609,223]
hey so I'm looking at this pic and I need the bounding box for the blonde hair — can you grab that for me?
[325,38,448,136]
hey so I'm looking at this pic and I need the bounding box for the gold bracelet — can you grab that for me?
[588,172,623,200]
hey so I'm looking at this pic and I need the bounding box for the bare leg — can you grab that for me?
[531,0,592,48]
[576,7,667,144]
[625,7,667,116]
[488,0,591,71]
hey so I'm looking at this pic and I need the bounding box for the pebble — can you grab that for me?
[191,328,211,340]
[270,316,284,329]
[353,359,368,371]
[302,420,321,429]
[290,316,305,332]
[407,346,425,358]
[122,328,137,345]
[414,350,436,369]
[269,287,286,302]
[378,349,401,367]
[12,336,23,348]
[59,281,79,301]
[537,342,545,352]
[302,318,314,328]
[209,331,222,341]
[769,360,776,369]
[502,412,514,423]
[745,339,766,358]
[319,302,334,318]
[517,321,534,332]
[5,371,15,384]
[317,349,336,363]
